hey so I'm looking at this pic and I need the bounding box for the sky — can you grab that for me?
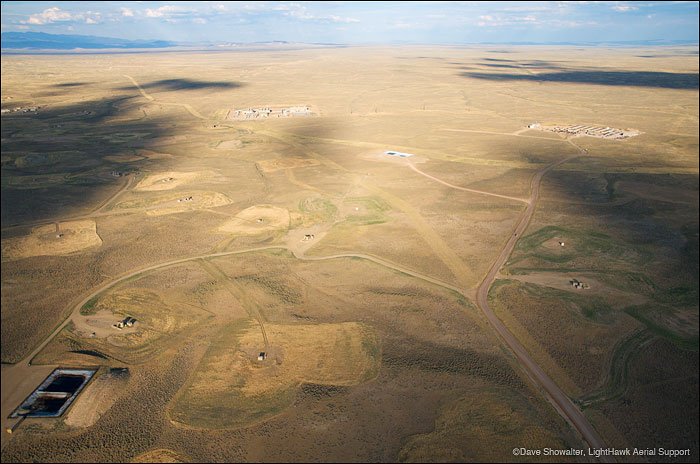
[1,1,698,45]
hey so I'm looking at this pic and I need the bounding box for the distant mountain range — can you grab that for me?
[479,39,699,46]
[1,32,175,50]
[1,32,697,52]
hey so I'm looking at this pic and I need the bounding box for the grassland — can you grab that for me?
[496,93,698,459]
[398,386,575,463]
[2,45,697,461]
[169,319,380,429]
[33,263,215,365]
[1,219,102,261]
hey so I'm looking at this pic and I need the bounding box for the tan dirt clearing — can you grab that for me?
[217,205,290,235]
[73,309,138,339]
[1,219,101,261]
[169,321,380,429]
[238,322,379,393]
[145,192,231,216]
[213,139,243,150]
[134,171,207,191]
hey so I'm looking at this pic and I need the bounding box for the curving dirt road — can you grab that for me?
[2,144,609,457]
[16,246,466,369]
[2,173,134,232]
[473,142,613,462]
[1,243,468,440]
[123,75,208,120]
[93,173,135,215]
[2,93,610,459]
[407,161,530,204]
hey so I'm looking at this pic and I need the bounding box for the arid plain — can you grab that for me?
[1,45,698,462]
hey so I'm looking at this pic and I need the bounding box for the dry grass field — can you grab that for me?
[133,171,211,191]
[1,45,697,461]
[217,205,291,235]
[64,367,131,428]
[169,320,380,429]
[131,448,186,463]
[1,219,102,261]
[398,386,574,463]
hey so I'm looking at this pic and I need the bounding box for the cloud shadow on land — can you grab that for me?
[452,60,566,71]
[53,82,90,88]
[478,63,523,69]
[117,78,245,92]
[460,70,700,89]
[0,95,178,226]
[3,74,249,226]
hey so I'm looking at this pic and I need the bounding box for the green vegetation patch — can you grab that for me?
[2,173,71,190]
[511,225,651,267]
[490,279,614,324]
[12,151,93,170]
[298,196,337,222]
[488,279,634,394]
[623,304,698,350]
[596,272,699,307]
[576,330,654,408]
[81,296,100,315]
[586,337,699,461]
[341,197,392,226]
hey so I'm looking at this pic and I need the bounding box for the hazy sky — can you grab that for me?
[1,1,698,44]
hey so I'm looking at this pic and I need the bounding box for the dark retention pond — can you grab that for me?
[11,368,96,418]
[44,375,86,393]
[31,395,70,415]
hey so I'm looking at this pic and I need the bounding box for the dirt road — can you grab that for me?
[396,132,611,459]
[441,127,567,142]
[93,173,135,215]
[1,173,134,232]
[0,243,467,442]
[2,104,610,458]
[407,161,529,203]
[123,75,208,120]
[473,141,613,461]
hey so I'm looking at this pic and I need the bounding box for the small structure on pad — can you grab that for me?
[258,352,267,361]
[570,279,590,290]
[302,234,315,242]
[384,150,413,157]
[113,316,137,330]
